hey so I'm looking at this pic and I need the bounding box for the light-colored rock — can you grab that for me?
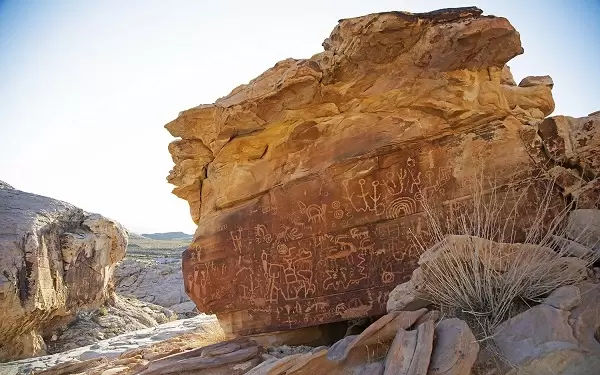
[327,309,427,362]
[362,362,385,375]
[408,320,435,375]
[538,112,600,182]
[137,337,263,375]
[565,209,600,251]
[0,314,219,374]
[0,185,127,361]
[418,235,558,272]
[169,300,198,316]
[568,282,600,353]
[387,268,430,312]
[427,318,478,375]
[114,258,196,317]
[46,294,176,354]
[505,349,600,375]
[542,285,581,310]
[550,235,594,258]
[518,75,554,89]
[384,328,417,375]
[494,304,579,366]
[246,309,429,375]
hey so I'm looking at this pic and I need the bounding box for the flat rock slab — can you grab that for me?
[0,314,217,375]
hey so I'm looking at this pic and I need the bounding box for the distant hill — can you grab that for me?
[141,232,193,240]
[125,232,193,260]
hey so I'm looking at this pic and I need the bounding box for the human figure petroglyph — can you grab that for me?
[383,168,408,196]
[199,158,455,323]
[229,228,243,253]
[235,265,255,299]
[343,178,385,216]
[263,245,316,303]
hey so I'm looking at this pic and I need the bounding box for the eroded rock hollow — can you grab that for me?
[166,7,599,335]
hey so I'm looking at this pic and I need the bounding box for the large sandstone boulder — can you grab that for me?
[166,7,597,335]
[0,184,127,361]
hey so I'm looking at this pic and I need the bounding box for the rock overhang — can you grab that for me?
[163,7,591,335]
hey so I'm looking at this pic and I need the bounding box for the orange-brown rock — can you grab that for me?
[165,7,594,335]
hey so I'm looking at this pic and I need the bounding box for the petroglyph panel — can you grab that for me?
[182,144,462,334]
[181,126,564,335]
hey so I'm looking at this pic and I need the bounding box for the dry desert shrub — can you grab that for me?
[412,174,598,339]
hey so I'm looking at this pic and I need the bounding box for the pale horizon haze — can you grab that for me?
[1,0,599,234]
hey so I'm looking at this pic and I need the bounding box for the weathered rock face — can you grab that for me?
[166,7,597,335]
[540,112,600,208]
[0,184,127,361]
[115,258,198,318]
[46,294,176,354]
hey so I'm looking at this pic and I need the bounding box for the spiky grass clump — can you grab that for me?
[412,175,598,339]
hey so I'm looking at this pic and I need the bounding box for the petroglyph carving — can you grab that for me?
[386,196,418,218]
[297,201,327,224]
[254,224,272,244]
[343,178,385,215]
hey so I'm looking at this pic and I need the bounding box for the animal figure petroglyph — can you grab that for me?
[297,201,327,224]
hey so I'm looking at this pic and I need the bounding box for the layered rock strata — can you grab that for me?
[0,184,127,361]
[166,7,598,334]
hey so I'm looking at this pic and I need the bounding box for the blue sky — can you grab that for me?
[0,0,598,233]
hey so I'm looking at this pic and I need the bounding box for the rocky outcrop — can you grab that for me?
[115,258,198,318]
[46,294,176,354]
[166,7,598,335]
[245,309,478,375]
[540,112,600,208]
[0,184,127,361]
